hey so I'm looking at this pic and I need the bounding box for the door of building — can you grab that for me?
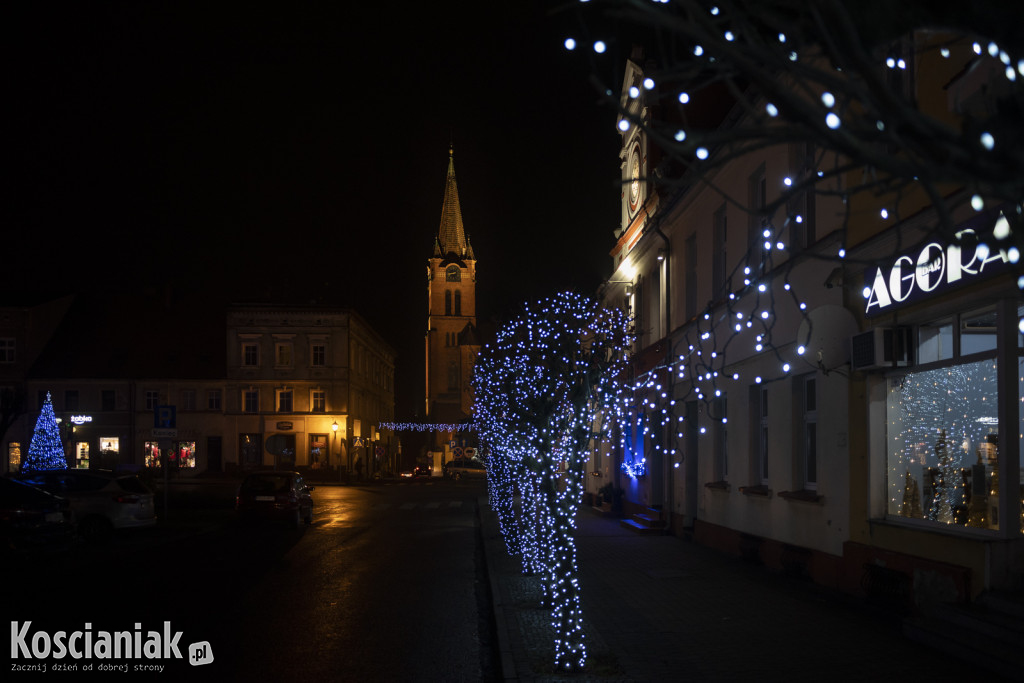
[206,436,222,472]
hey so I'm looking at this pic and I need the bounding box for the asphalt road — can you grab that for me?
[3,477,498,683]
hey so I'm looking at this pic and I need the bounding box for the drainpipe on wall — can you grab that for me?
[654,223,673,534]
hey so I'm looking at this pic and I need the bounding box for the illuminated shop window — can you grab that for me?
[99,437,118,462]
[75,442,90,469]
[887,358,1004,529]
[8,442,21,472]
[145,442,161,467]
[174,442,196,468]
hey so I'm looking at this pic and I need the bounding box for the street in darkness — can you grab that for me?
[2,478,498,682]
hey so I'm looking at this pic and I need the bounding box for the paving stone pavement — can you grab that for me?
[478,498,1013,683]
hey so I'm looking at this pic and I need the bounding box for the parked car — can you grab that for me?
[0,477,76,553]
[413,464,432,478]
[442,458,487,481]
[16,469,157,542]
[235,471,314,527]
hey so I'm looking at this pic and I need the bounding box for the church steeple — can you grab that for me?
[438,147,468,258]
[425,146,479,429]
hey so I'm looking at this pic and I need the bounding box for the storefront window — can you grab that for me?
[145,441,161,467]
[75,442,90,469]
[887,358,1001,529]
[146,441,196,468]
[8,442,21,472]
[174,442,196,468]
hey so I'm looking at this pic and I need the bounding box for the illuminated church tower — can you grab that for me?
[425,148,480,445]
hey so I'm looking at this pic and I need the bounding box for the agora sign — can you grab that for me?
[864,218,1013,316]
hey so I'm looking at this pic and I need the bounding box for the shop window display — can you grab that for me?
[886,357,1013,530]
[145,441,196,468]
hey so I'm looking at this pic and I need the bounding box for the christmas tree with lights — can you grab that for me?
[23,392,67,472]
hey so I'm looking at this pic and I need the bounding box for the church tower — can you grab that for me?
[425,148,480,440]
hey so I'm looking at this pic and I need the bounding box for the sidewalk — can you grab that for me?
[479,499,1008,683]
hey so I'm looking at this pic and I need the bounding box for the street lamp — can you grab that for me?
[331,420,338,468]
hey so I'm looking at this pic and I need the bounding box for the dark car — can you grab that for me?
[16,469,157,542]
[1,477,76,553]
[236,471,314,527]
[442,458,487,481]
[413,464,432,478]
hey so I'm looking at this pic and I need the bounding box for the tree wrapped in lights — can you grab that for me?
[23,392,67,473]
[568,0,1023,246]
[563,0,1023,401]
[473,292,632,672]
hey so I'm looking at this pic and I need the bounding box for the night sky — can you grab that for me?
[8,2,634,419]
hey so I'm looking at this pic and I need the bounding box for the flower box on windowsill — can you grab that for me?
[739,485,772,498]
[704,480,730,492]
[778,489,823,504]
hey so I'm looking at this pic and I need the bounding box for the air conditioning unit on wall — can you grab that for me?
[850,328,912,371]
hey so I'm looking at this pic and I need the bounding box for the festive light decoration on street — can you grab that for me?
[473,292,632,672]
[565,0,1024,338]
[377,422,475,432]
[23,392,67,473]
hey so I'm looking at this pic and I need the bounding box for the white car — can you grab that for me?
[17,469,157,542]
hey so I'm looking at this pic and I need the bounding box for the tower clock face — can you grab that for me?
[628,146,641,214]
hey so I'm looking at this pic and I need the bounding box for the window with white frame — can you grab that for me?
[243,389,259,413]
[182,389,195,411]
[712,205,728,298]
[145,390,159,411]
[242,342,259,367]
[311,389,326,413]
[0,338,14,363]
[758,386,769,485]
[207,389,222,411]
[713,395,728,481]
[311,342,326,367]
[802,375,818,490]
[747,165,767,273]
[275,342,293,368]
[277,389,293,413]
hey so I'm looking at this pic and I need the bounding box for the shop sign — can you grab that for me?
[864,217,1013,317]
[70,415,93,424]
[276,421,293,430]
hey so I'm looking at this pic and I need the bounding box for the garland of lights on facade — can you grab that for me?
[558,0,1022,482]
[473,292,632,672]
